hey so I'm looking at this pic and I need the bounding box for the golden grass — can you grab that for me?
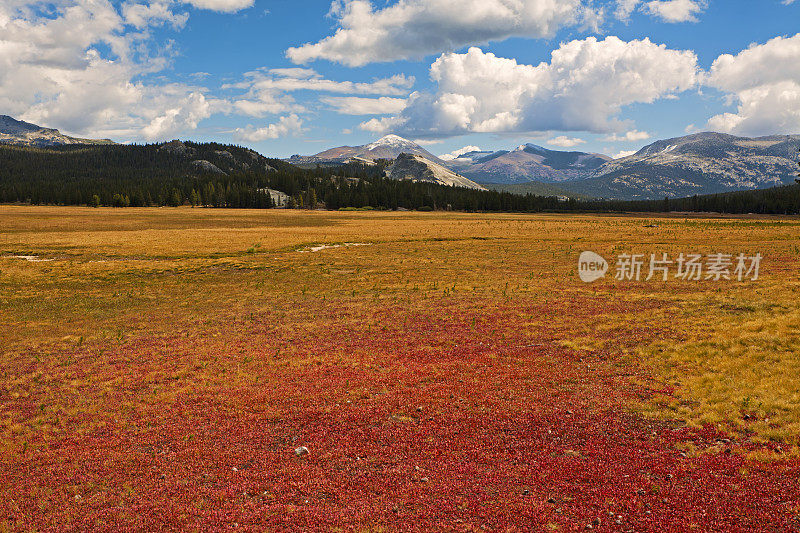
[2,206,800,452]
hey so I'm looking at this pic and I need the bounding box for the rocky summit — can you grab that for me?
[288,134,444,165]
[0,115,114,147]
[386,153,486,190]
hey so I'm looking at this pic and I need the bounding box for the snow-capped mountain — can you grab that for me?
[445,143,610,184]
[386,153,486,190]
[288,134,444,165]
[561,132,800,200]
[0,115,114,147]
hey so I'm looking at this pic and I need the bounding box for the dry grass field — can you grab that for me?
[2,206,800,531]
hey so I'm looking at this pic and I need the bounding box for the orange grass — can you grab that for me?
[1,206,800,530]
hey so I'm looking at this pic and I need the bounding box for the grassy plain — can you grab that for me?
[1,206,800,531]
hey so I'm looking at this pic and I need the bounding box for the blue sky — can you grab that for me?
[2,0,799,158]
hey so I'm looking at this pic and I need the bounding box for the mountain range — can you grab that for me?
[446,144,610,184]
[570,132,800,199]
[293,132,799,200]
[0,115,114,147]
[2,114,798,200]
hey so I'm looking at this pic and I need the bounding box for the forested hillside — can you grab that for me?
[0,142,563,211]
[1,142,798,214]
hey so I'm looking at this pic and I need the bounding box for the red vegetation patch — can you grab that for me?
[2,297,799,531]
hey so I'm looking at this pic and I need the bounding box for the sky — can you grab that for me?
[2,0,799,159]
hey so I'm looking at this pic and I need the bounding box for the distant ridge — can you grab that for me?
[0,115,115,147]
[563,132,800,200]
[445,143,611,184]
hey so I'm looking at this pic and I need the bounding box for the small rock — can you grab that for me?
[547,497,557,504]
[295,446,309,457]
[592,518,601,527]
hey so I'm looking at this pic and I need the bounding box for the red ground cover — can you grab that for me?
[3,298,799,531]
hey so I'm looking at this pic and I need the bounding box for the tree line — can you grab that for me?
[1,142,799,214]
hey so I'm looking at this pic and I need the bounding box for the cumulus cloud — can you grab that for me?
[361,37,698,138]
[604,130,651,142]
[0,0,241,140]
[547,136,586,147]
[705,33,800,136]
[234,114,304,142]
[286,0,586,67]
[612,149,637,159]
[439,145,482,160]
[182,0,253,13]
[320,96,407,115]
[644,0,705,22]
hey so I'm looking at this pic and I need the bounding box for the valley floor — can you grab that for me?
[1,207,799,531]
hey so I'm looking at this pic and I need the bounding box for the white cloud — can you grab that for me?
[234,114,304,142]
[362,37,698,138]
[439,145,481,160]
[181,0,253,13]
[612,149,637,159]
[286,0,586,67]
[614,0,706,22]
[228,68,415,121]
[413,138,443,146]
[707,81,800,136]
[615,0,640,20]
[122,1,188,29]
[139,89,221,140]
[644,0,705,23]
[547,135,585,148]
[0,0,244,140]
[320,96,407,115]
[360,116,406,133]
[229,69,415,96]
[604,130,651,142]
[233,92,305,118]
[705,33,800,136]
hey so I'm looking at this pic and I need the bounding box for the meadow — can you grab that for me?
[1,206,799,531]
